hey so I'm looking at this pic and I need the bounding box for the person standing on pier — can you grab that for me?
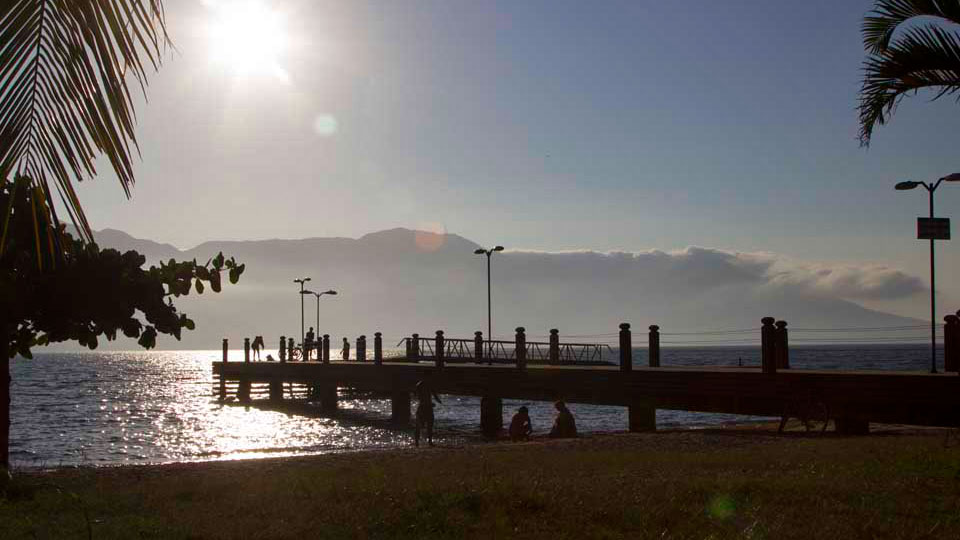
[251,336,264,361]
[305,327,316,361]
[415,379,442,447]
[342,337,350,361]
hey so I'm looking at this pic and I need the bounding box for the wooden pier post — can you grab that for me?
[358,336,367,362]
[480,396,503,438]
[629,400,656,432]
[475,331,484,363]
[944,315,959,373]
[219,338,228,401]
[390,391,411,424]
[435,331,445,368]
[619,323,632,372]
[411,334,420,362]
[648,325,660,367]
[515,327,527,370]
[549,329,560,364]
[322,334,330,364]
[244,337,250,363]
[761,317,777,374]
[269,379,283,402]
[320,386,338,412]
[775,320,790,369]
[279,336,286,363]
[374,332,383,366]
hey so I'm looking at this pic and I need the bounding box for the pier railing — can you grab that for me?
[398,334,611,365]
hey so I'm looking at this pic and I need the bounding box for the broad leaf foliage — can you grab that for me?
[0,1,168,244]
[860,0,960,145]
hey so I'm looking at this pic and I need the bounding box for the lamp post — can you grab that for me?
[474,246,505,349]
[293,277,311,350]
[895,173,960,373]
[302,289,338,333]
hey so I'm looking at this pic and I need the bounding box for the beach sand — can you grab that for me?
[3,423,960,539]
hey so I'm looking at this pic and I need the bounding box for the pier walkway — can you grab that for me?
[213,320,960,436]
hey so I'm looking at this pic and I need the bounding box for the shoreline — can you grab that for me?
[5,425,959,539]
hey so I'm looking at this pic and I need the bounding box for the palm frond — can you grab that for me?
[859,24,960,145]
[0,0,168,245]
[863,0,960,54]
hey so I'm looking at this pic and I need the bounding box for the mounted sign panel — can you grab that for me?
[918,217,951,240]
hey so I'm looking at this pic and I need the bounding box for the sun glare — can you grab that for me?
[205,0,290,82]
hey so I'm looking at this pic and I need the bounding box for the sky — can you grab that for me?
[74,0,960,321]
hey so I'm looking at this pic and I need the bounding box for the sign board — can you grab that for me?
[918,217,951,240]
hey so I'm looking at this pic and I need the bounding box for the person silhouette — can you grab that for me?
[414,379,442,447]
[509,406,533,441]
[548,400,577,438]
[305,327,316,361]
[251,336,263,361]
[342,337,350,361]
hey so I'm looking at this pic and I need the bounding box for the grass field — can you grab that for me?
[4,425,960,539]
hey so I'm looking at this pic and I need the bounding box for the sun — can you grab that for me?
[205,0,290,82]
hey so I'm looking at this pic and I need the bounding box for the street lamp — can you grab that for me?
[895,173,960,373]
[301,289,338,333]
[293,277,311,350]
[474,246,505,348]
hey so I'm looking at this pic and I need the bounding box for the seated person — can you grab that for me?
[548,400,577,438]
[509,406,533,441]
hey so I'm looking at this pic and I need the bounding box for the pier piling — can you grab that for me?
[775,320,790,369]
[761,318,777,374]
[244,338,250,363]
[475,331,484,363]
[322,334,330,364]
[374,332,383,366]
[279,336,286,363]
[648,325,660,367]
[549,329,560,364]
[390,391,411,424]
[619,323,632,372]
[435,331,445,368]
[945,315,959,372]
[219,338,228,400]
[515,327,527,370]
[480,396,503,438]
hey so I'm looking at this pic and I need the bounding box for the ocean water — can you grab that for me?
[8,345,944,469]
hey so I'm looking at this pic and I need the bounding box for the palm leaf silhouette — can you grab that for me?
[859,0,960,145]
[0,1,168,246]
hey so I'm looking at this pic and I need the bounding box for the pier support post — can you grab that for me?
[244,338,250,363]
[219,338,228,401]
[619,323,632,371]
[945,315,959,373]
[836,418,869,435]
[435,331,445,368]
[374,332,383,366]
[648,325,660,367]
[761,317,777,374]
[628,401,656,432]
[475,331,484,363]
[390,391,411,424]
[320,386,338,412]
[515,327,527,370]
[322,334,330,364]
[480,396,503,438]
[279,336,286,363]
[358,336,367,362]
[411,334,420,362]
[775,320,790,369]
[549,329,560,364]
[269,379,283,402]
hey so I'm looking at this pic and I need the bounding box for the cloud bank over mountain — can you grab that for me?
[79,228,925,350]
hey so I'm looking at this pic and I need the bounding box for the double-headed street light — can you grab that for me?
[301,289,338,335]
[474,246,505,347]
[895,172,960,373]
[293,277,311,350]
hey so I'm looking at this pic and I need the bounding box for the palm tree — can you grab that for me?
[859,0,960,146]
[0,1,169,248]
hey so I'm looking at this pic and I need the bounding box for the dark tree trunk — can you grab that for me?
[1,337,9,473]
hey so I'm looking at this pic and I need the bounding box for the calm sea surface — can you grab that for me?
[9,345,944,468]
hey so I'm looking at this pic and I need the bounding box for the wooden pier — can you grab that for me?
[213,320,960,436]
